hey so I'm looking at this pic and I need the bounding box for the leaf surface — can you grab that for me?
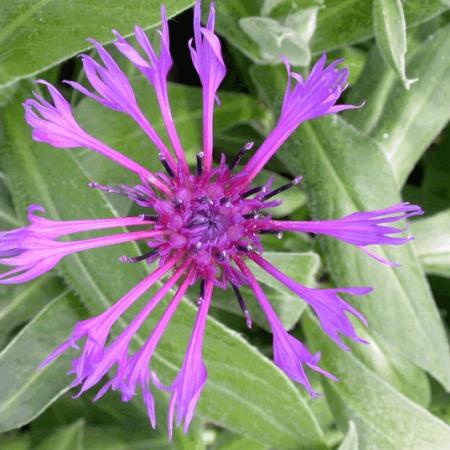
[0,1,195,87]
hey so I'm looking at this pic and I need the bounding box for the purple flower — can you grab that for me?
[0,0,423,438]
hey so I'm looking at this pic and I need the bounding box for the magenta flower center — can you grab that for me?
[144,158,283,285]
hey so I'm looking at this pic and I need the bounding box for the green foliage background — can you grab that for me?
[0,1,449,449]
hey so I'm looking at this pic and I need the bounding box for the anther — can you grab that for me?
[241,185,266,199]
[216,250,228,261]
[263,176,302,200]
[196,151,204,175]
[138,214,158,222]
[198,196,214,205]
[243,212,261,220]
[173,198,183,208]
[119,250,157,264]
[159,153,174,177]
[194,242,203,251]
[237,244,254,253]
[231,283,253,329]
[229,142,254,170]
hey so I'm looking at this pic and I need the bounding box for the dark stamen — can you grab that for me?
[237,244,254,253]
[159,153,174,177]
[198,196,214,205]
[216,250,228,261]
[243,212,261,220]
[196,151,204,175]
[262,176,302,200]
[197,279,206,305]
[231,283,252,328]
[229,141,254,170]
[119,250,157,264]
[138,214,158,222]
[241,185,266,199]
[173,198,183,208]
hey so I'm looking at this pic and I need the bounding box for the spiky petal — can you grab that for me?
[265,202,423,265]
[250,253,371,351]
[113,7,187,171]
[189,0,226,172]
[242,55,360,185]
[235,257,336,396]
[154,280,213,439]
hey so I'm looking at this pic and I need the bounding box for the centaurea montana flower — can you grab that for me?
[0,0,423,437]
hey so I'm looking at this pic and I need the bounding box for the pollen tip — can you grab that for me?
[244,310,252,329]
[293,176,303,185]
[244,141,254,150]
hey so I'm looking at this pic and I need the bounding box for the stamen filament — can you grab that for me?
[263,176,302,200]
[229,142,254,170]
[241,185,266,199]
[120,250,158,263]
[159,153,175,178]
[196,151,204,175]
[231,283,252,328]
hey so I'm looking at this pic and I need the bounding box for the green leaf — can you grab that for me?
[0,290,83,432]
[0,276,64,349]
[0,434,31,450]
[250,64,450,390]
[239,8,318,66]
[337,422,358,450]
[215,435,267,450]
[2,86,326,450]
[411,210,450,278]
[310,0,447,53]
[0,1,195,88]
[214,251,320,331]
[372,0,416,89]
[82,427,175,450]
[214,0,447,64]
[346,24,450,186]
[303,312,450,450]
[35,420,85,450]
[0,173,21,229]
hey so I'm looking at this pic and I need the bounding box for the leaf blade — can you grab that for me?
[0,1,195,88]
[373,0,416,89]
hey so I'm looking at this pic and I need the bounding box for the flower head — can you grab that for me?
[0,0,423,438]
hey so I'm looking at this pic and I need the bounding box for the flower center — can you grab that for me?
[148,170,271,283]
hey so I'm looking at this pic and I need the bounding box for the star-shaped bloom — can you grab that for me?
[0,0,422,438]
